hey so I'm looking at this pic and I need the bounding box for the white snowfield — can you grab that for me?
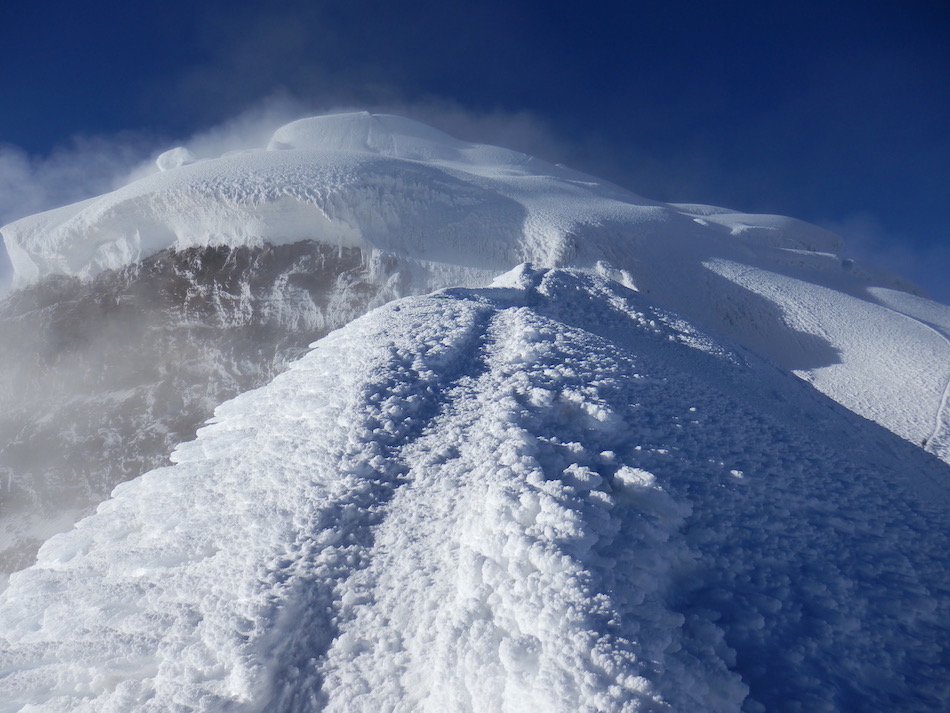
[1,267,948,712]
[3,112,948,461]
[1,114,949,711]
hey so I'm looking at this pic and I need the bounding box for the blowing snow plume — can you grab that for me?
[0,112,949,711]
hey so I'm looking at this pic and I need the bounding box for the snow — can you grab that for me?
[0,112,662,297]
[702,257,950,454]
[1,112,950,710]
[156,146,198,171]
[0,268,947,712]
[3,112,947,462]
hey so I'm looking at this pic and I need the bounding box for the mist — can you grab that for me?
[4,87,947,302]
[0,236,415,588]
[815,213,950,305]
[0,133,160,291]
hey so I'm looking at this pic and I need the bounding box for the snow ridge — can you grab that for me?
[1,268,947,712]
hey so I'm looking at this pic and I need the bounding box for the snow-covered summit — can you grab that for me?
[0,111,834,290]
[3,112,948,462]
[0,111,598,286]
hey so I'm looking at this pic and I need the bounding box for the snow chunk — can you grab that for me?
[489,262,544,291]
[155,146,197,171]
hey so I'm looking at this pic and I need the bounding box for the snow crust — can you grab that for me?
[1,268,947,712]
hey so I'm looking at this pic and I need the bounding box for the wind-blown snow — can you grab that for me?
[1,268,947,712]
[3,112,948,462]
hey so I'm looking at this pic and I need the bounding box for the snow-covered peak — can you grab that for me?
[0,111,851,292]
[0,111,619,287]
[1,113,949,711]
[2,112,948,462]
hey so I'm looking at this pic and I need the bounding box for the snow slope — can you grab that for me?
[3,112,948,463]
[1,267,947,712]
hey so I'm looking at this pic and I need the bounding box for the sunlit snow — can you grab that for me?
[0,113,948,711]
[4,112,947,461]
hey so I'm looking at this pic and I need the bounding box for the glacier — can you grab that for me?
[5,112,947,465]
[0,112,948,711]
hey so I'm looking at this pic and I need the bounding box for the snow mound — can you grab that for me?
[267,112,518,166]
[1,268,947,712]
[268,112,461,155]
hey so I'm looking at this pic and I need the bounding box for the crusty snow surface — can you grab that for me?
[1,268,948,712]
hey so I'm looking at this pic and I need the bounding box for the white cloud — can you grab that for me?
[821,212,950,304]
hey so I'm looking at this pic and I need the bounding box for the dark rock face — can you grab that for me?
[0,241,393,582]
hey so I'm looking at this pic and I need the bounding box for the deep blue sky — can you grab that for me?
[1,0,948,301]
